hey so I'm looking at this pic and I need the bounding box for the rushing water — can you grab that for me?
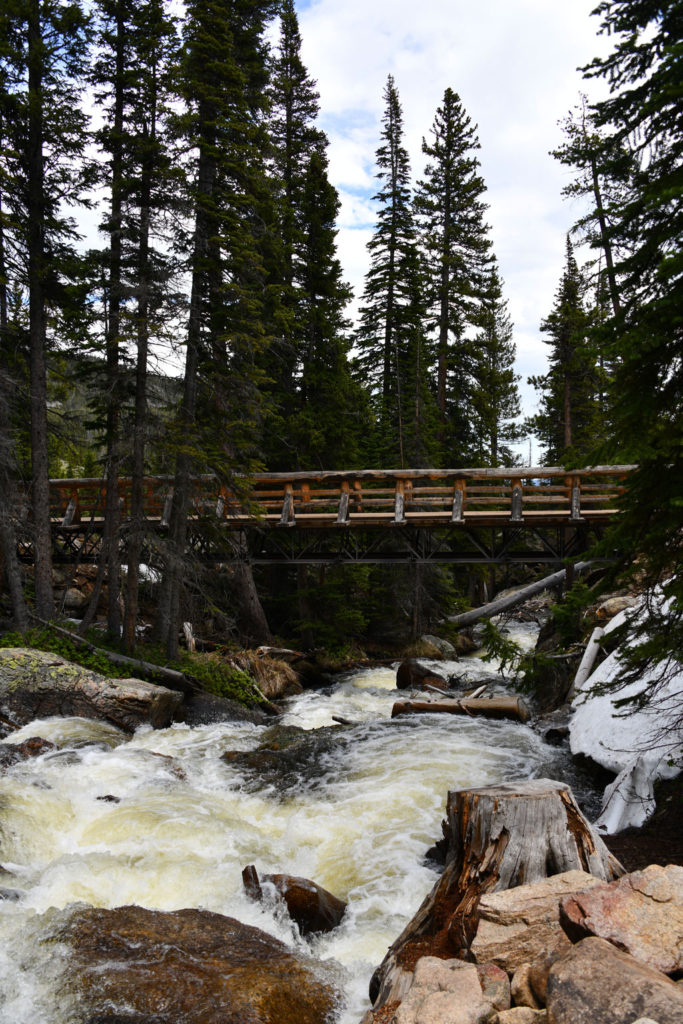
[0,623,576,1023]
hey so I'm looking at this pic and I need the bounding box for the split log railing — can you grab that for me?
[36,466,634,567]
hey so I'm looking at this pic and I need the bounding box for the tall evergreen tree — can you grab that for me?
[155,0,276,657]
[576,0,683,697]
[414,87,491,462]
[528,238,601,464]
[0,0,92,619]
[470,264,521,466]
[357,75,435,467]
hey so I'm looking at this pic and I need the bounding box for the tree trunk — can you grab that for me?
[27,0,55,620]
[448,561,593,628]
[370,780,623,1008]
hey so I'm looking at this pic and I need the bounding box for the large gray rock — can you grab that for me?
[470,870,605,972]
[43,903,340,1024]
[559,863,683,974]
[546,936,683,1024]
[0,649,183,732]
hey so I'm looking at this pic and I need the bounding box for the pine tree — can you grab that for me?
[0,0,92,619]
[415,87,492,462]
[470,264,521,466]
[528,238,600,464]
[357,75,436,467]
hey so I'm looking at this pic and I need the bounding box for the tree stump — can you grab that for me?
[370,780,623,1007]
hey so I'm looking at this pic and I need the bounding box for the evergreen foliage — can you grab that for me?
[415,87,492,462]
[528,237,603,464]
[575,0,683,698]
[470,264,521,466]
[357,75,437,467]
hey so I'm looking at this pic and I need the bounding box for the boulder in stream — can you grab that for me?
[396,660,449,692]
[242,864,347,935]
[42,903,340,1024]
[221,723,353,793]
[0,649,183,733]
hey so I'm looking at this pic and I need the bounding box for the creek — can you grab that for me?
[0,622,597,1023]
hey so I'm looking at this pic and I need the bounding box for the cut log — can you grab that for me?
[369,780,623,1009]
[391,696,530,723]
[448,561,594,629]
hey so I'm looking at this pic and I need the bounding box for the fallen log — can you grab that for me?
[369,780,623,1009]
[567,625,604,700]
[391,696,530,723]
[448,560,594,629]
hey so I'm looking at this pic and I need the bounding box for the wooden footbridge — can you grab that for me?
[38,466,633,568]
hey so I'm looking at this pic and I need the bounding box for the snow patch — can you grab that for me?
[569,600,682,834]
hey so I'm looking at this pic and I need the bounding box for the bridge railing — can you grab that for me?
[47,466,635,529]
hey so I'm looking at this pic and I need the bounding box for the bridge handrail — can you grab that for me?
[45,466,636,528]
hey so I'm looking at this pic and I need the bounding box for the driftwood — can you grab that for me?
[370,780,623,1008]
[448,561,594,629]
[391,696,530,723]
[567,625,605,700]
[30,616,199,695]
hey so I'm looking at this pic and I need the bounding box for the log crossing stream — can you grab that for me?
[0,623,599,1023]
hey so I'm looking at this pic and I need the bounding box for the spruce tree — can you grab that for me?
[528,238,600,464]
[0,0,92,619]
[576,0,683,698]
[470,264,521,466]
[155,0,276,657]
[414,87,492,463]
[357,75,435,467]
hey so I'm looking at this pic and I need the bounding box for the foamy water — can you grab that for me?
[0,623,553,1023]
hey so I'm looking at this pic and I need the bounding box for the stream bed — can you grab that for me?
[0,623,599,1023]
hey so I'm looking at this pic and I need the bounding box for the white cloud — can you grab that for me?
[295,0,612,424]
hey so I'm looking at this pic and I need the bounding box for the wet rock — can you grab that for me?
[470,870,606,973]
[0,887,22,901]
[0,735,56,770]
[594,594,637,622]
[222,723,352,793]
[396,660,449,692]
[242,864,346,935]
[546,936,683,1024]
[559,863,683,974]
[453,632,479,655]
[0,649,183,732]
[47,903,340,1024]
[180,691,269,727]
[421,635,457,657]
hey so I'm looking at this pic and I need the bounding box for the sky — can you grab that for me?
[291,0,612,444]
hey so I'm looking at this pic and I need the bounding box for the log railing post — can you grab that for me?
[393,479,406,524]
[279,483,295,526]
[336,481,350,525]
[451,478,465,523]
[570,474,582,521]
[161,490,173,528]
[353,479,363,512]
[510,478,523,521]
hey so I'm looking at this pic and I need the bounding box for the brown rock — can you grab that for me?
[470,870,605,972]
[527,950,563,1006]
[396,660,449,692]
[511,963,542,1010]
[0,736,56,770]
[476,962,511,1012]
[48,903,339,1024]
[242,864,346,935]
[546,936,683,1024]
[0,649,183,732]
[491,1010,546,1023]
[559,863,683,974]
[393,957,492,1024]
